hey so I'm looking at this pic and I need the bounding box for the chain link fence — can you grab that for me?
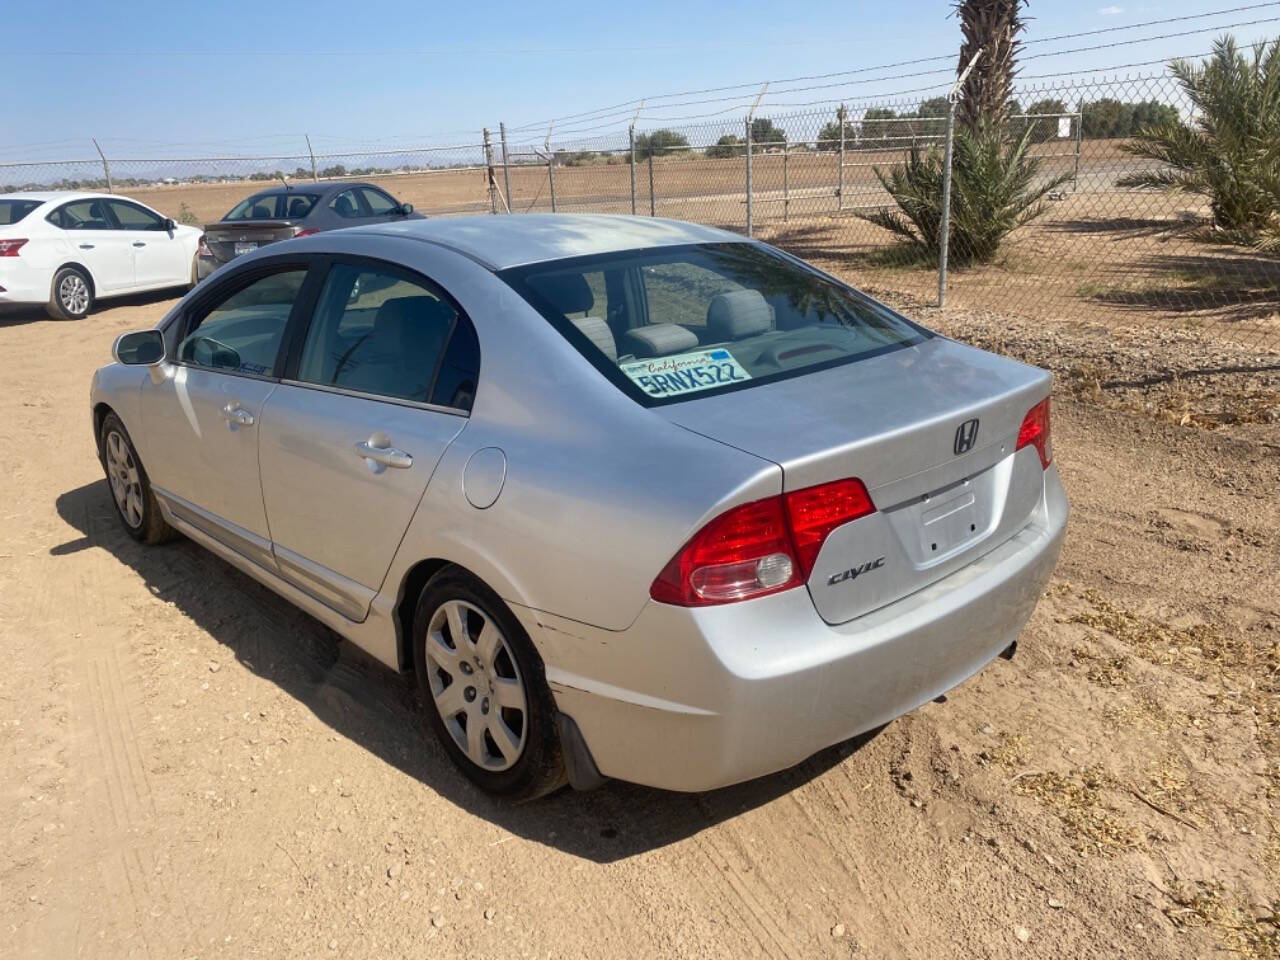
[4,71,1278,399]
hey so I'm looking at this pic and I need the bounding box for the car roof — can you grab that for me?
[349,214,746,270]
[243,181,372,199]
[1,191,112,203]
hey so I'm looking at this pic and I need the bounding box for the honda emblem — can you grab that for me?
[954,419,979,455]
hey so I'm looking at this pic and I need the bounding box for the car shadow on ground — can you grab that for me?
[53,479,878,864]
[0,288,184,328]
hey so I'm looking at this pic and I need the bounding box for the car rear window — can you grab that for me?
[499,242,930,406]
[0,199,41,225]
[223,192,319,221]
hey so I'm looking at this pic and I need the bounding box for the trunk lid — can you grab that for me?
[202,220,300,264]
[661,337,1052,625]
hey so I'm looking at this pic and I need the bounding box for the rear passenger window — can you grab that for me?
[296,263,476,409]
[178,269,306,376]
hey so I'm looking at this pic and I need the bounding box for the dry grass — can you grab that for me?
[1012,766,1144,855]
[1163,882,1279,960]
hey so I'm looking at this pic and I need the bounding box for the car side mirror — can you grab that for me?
[163,218,176,232]
[399,203,413,216]
[113,329,165,366]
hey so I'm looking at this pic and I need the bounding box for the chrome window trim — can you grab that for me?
[278,378,470,417]
[169,360,281,384]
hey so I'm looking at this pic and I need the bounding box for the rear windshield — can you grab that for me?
[499,242,929,406]
[0,199,41,225]
[223,192,319,221]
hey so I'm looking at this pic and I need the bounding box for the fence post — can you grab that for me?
[648,151,656,217]
[837,105,845,212]
[937,100,957,309]
[499,122,513,214]
[745,117,753,237]
[783,140,789,222]
[545,122,557,213]
[305,135,318,182]
[92,138,113,193]
[938,48,983,308]
[629,127,638,215]
[1072,111,1083,192]
[483,128,497,214]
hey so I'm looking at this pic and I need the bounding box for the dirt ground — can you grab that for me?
[2,290,1278,960]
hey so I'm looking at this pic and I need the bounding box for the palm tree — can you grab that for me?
[1118,35,1280,241]
[954,0,1028,135]
[860,124,1070,265]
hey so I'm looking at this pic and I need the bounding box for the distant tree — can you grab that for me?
[293,166,311,179]
[706,134,744,159]
[318,164,347,178]
[633,129,690,159]
[916,96,950,119]
[1080,98,1134,139]
[749,117,787,148]
[1021,98,1068,142]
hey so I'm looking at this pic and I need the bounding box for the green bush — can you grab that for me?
[1118,35,1280,240]
[859,122,1071,265]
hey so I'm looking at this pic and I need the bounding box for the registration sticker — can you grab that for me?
[621,348,752,398]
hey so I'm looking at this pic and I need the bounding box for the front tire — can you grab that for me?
[47,266,93,320]
[414,568,566,800]
[99,412,177,545]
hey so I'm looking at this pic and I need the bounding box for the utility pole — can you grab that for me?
[305,135,318,181]
[744,83,768,237]
[92,138,113,193]
[629,101,643,216]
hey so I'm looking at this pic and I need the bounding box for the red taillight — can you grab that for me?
[1016,398,1052,469]
[0,239,28,257]
[784,478,875,577]
[651,477,877,607]
[197,235,211,257]
[293,227,319,238]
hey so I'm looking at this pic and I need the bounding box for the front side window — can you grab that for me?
[46,199,113,230]
[0,199,40,225]
[178,269,306,376]
[329,189,364,219]
[359,187,398,216]
[107,200,165,231]
[500,242,929,406]
[296,262,474,408]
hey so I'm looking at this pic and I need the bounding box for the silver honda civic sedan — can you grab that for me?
[90,214,1067,799]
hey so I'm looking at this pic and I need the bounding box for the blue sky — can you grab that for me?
[4,0,1278,162]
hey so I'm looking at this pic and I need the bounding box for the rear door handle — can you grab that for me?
[132,241,146,248]
[221,403,254,426]
[79,243,95,249]
[355,440,413,469]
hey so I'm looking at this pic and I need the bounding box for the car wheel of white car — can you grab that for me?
[47,266,94,320]
[414,568,566,799]
[99,412,177,545]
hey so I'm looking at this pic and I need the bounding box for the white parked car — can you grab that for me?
[0,192,202,320]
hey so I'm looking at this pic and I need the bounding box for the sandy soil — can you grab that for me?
[1,293,1277,959]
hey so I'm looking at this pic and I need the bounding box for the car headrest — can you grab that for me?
[621,323,700,359]
[250,202,272,219]
[334,195,357,217]
[373,296,454,355]
[570,316,617,362]
[287,197,310,218]
[531,272,593,315]
[707,289,773,340]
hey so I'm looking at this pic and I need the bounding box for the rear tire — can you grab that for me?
[99,412,177,545]
[46,266,93,320]
[413,568,566,800]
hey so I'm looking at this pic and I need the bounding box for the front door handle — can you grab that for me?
[221,402,255,426]
[132,241,146,248]
[355,440,413,469]
[79,243,95,250]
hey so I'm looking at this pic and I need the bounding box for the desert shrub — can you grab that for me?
[1118,35,1280,240]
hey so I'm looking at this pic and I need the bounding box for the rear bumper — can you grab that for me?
[525,465,1068,792]
[0,263,51,305]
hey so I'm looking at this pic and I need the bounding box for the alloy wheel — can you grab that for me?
[105,430,144,528]
[425,599,528,771]
[59,274,89,315]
